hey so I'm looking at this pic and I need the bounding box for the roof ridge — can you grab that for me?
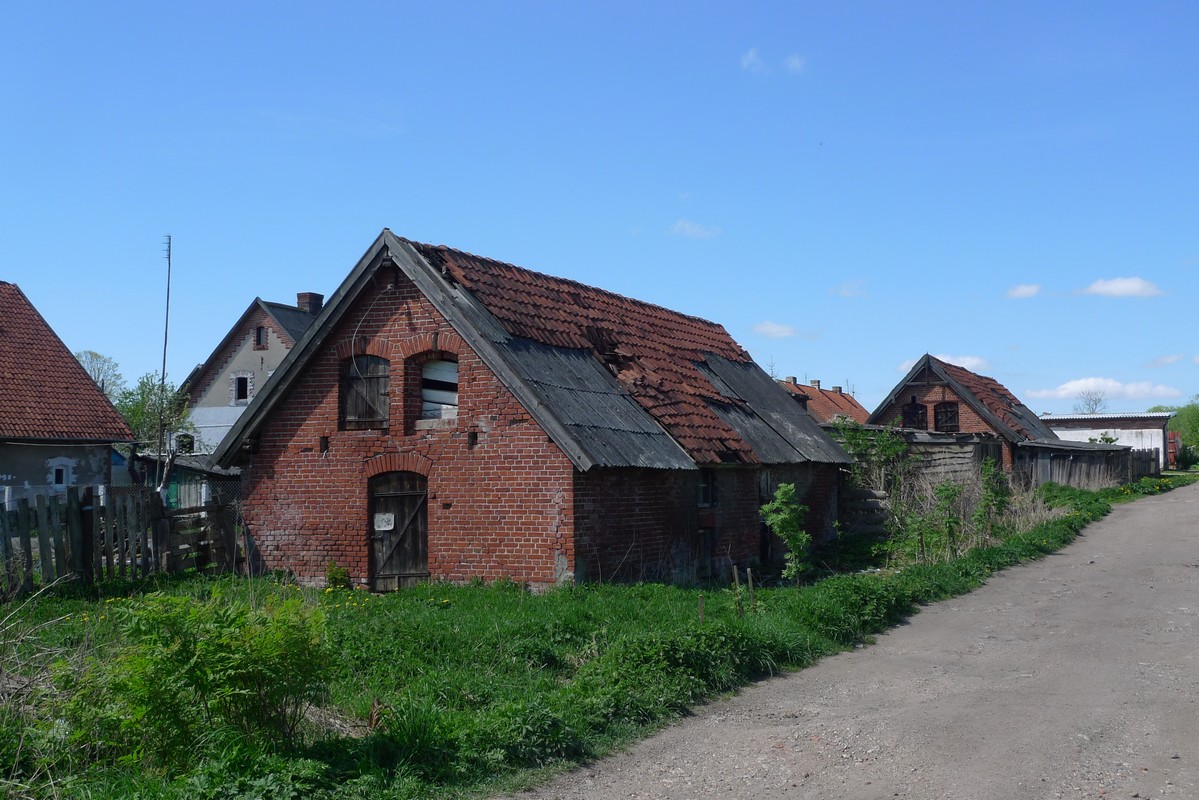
[405,238,734,336]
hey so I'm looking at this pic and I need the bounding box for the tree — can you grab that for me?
[1073,390,1108,414]
[74,350,126,403]
[114,372,193,451]
[1151,395,1199,447]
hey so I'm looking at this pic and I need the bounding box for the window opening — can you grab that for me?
[902,396,928,430]
[254,325,267,348]
[934,402,959,433]
[54,467,65,485]
[341,355,390,430]
[421,359,458,419]
[698,469,718,507]
[235,376,250,401]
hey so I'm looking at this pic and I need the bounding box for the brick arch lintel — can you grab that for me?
[397,330,465,360]
[364,451,433,478]
[334,337,394,361]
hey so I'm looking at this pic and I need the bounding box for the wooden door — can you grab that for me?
[368,472,428,590]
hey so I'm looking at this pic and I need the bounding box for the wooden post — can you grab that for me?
[66,487,85,584]
[35,494,55,583]
[95,495,107,579]
[747,567,756,612]
[79,487,95,587]
[731,563,745,617]
[0,501,11,597]
[147,491,165,575]
[697,592,704,625]
[17,498,34,596]
[103,494,116,580]
[49,495,66,580]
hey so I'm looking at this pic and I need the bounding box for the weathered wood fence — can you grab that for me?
[0,486,239,599]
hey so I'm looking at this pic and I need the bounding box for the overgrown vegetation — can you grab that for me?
[1,473,1193,799]
[760,483,810,582]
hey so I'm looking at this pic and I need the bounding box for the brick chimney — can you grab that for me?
[832,386,843,394]
[297,292,324,315]
[785,376,798,385]
[811,379,821,390]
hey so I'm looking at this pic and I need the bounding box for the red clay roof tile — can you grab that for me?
[778,380,870,424]
[0,281,133,441]
[409,243,762,464]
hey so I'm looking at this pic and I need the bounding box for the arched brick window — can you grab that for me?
[421,358,459,419]
[340,355,390,430]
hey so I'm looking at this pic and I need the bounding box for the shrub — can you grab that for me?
[61,590,333,771]
[761,484,810,582]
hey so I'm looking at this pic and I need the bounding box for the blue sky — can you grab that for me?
[3,2,1196,415]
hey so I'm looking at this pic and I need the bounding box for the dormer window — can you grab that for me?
[421,359,458,419]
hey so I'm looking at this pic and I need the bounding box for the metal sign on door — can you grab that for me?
[373,512,395,531]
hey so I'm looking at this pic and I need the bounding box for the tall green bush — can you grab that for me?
[761,483,810,582]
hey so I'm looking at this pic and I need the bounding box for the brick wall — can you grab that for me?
[572,463,837,582]
[239,275,578,588]
[874,385,1016,469]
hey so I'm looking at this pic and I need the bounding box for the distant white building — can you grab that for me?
[1040,412,1174,469]
[180,293,323,454]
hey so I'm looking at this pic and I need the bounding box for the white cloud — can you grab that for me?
[1026,377,1182,401]
[898,354,990,372]
[1006,283,1040,299]
[829,280,866,298]
[1147,354,1184,368]
[669,218,720,238]
[784,54,806,74]
[752,321,796,339]
[1082,277,1163,297]
[740,47,768,74]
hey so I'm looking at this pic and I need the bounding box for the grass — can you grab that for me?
[0,474,1193,800]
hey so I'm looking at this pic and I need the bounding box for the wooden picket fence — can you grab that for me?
[0,486,239,599]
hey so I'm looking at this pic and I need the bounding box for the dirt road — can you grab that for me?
[507,484,1199,800]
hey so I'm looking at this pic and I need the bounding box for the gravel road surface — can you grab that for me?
[505,483,1199,800]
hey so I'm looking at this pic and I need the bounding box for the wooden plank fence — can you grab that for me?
[0,486,239,599]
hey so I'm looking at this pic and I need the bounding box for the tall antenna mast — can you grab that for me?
[155,235,172,489]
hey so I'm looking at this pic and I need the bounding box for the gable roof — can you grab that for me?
[215,231,848,470]
[184,296,320,399]
[0,281,133,442]
[260,300,318,343]
[778,379,870,424]
[868,354,1057,443]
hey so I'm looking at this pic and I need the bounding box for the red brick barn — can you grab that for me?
[868,354,1128,487]
[214,231,849,589]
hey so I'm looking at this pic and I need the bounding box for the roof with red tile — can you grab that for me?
[0,281,133,442]
[412,242,769,464]
[778,379,870,424]
[215,231,850,469]
[868,354,1056,443]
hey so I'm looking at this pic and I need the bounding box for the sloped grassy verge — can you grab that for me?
[0,476,1190,800]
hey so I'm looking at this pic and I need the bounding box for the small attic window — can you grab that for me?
[934,402,960,433]
[235,376,250,402]
[253,325,267,349]
[902,396,928,430]
[421,359,459,419]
